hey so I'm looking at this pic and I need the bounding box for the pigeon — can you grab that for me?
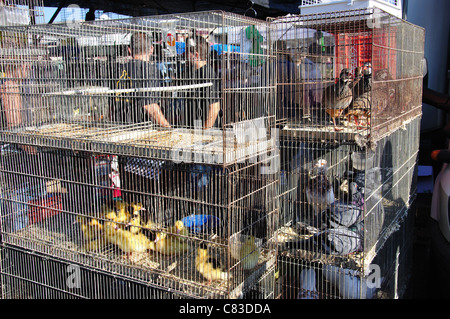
[323,264,383,299]
[323,68,353,131]
[317,200,362,230]
[349,181,364,209]
[306,159,335,214]
[283,227,361,256]
[298,268,319,299]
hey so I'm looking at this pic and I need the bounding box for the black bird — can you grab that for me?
[323,68,353,131]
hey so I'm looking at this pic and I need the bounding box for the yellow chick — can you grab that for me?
[103,201,130,227]
[240,235,260,270]
[81,237,107,252]
[77,216,103,241]
[130,202,145,215]
[153,232,190,255]
[231,235,260,270]
[127,212,142,235]
[115,200,131,224]
[168,220,189,240]
[104,221,154,258]
[126,202,147,234]
[195,246,229,283]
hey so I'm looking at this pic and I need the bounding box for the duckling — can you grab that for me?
[115,200,131,224]
[126,203,146,235]
[104,221,154,258]
[154,231,190,255]
[231,235,260,270]
[81,237,107,252]
[195,245,229,283]
[77,216,103,241]
[168,220,189,240]
[130,202,145,215]
[103,201,130,228]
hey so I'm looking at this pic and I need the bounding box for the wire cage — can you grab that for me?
[270,8,424,142]
[0,143,279,299]
[275,199,414,299]
[299,0,403,19]
[275,112,420,298]
[0,244,189,299]
[0,0,46,26]
[0,11,276,166]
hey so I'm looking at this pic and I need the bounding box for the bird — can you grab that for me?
[275,226,302,243]
[104,201,131,227]
[126,202,146,234]
[298,268,319,299]
[282,227,361,256]
[153,231,190,255]
[130,202,145,215]
[168,220,189,239]
[323,68,353,131]
[230,234,260,270]
[305,159,335,214]
[323,264,383,299]
[349,181,365,209]
[104,221,154,258]
[127,211,143,235]
[115,200,131,223]
[346,63,372,129]
[76,216,103,241]
[371,68,395,115]
[316,200,362,230]
[195,245,229,283]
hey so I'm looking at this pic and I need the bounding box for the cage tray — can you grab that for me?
[3,123,274,165]
[4,218,276,299]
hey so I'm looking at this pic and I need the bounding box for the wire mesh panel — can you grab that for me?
[0,0,46,26]
[269,8,423,299]
[0,11,276,165]
[0,244,192,299]
[276,197,414,299]
[0,144,279,299]
[270,8,424,142]
[275,112,420,298]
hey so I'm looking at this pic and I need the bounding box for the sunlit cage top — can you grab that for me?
[270,8,424,145]
[0,11,276,166]
[299,0,403,19]
[0,0,46,26]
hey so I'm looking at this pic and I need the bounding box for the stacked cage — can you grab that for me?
[270,8,424,299]
[0,0,46,26]
[0,11,279,299]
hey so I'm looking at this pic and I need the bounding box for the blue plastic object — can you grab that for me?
[181,214,220,233]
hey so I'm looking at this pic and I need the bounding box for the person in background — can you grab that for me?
[114,31,169,127]
[298,43,324,122]
[145,35,221,130]
[0,50,37,154]
[114,32,169,222]
[276,40,297,121]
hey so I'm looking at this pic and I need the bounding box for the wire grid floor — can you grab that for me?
[1,122,275,165]
[1,211,277,299]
